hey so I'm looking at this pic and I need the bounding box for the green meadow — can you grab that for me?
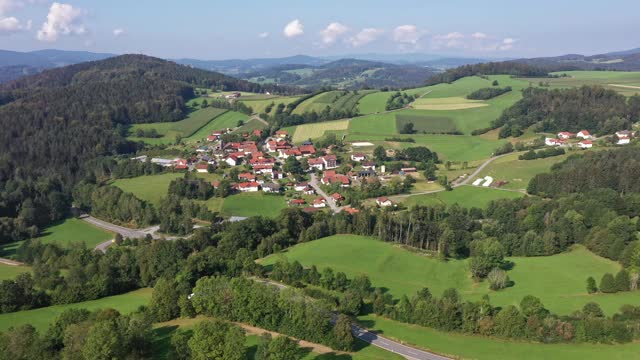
[184,110,249,143]
[398,185,524,209]
[221,192,287,218]
[0,288,152,331]
[0,263,32,281]
[262,235,640,315]
[112,172,183,206]
[523,70,640,96]
[239,96,300,114]
[357,91,392,114]
[476,152,572,190]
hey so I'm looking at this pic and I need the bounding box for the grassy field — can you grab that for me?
[358,314,640,360]
[346,133,505,162]
[293,91,375,115]
[291,119,350,143]
[348,113,398,135]
[476,152,572,190]
[221,193,287,218]
[0,288,152,331]
[395,111,458,134]
[356,91,391,114]
[112,173,183,206]
[0,263,32,280]
[153,317,400,360]
[262,235,640,315]
[522,71,640,97]
[129,107,228,145]
[237,118,268,134]
[398,185,524,209]
[184,110,249,143]
[35,218,113,248]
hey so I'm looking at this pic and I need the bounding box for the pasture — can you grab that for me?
[293,90,374,115]
[476,152,571,190]
[128,107,228,145]
[398,185,524,209]
[348,113,398,135]
[357,91,392,114]
[237,118,268,134]
[262,235,640,315]
[0,288,152,331]
[291,119,350,143]
[359,315,640,360]
[112,173,183,206]
[221,192,287,218]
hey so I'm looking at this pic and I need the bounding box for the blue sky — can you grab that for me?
[1,0,639,59]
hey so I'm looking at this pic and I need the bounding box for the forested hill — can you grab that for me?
[0,54,289,242]
[1,54,295,95]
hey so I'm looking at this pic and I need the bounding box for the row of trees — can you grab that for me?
[518,147,565,160]
[385,92,416,110]
[466,86,512,100]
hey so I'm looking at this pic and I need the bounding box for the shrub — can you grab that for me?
[488,268,509,290]
[600,273,617,293]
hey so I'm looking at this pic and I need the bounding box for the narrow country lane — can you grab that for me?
[309,173,340,213]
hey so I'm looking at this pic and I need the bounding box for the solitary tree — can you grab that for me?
[615,270,630,292]
[599,273,617,293]
[586,276,598,294]
[373,145,387,161]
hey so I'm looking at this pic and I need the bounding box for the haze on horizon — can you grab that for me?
[0,0,638,60]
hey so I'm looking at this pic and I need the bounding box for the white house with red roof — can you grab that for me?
[308,158,325,171]
[195,163,209,173]
[376,197,395,207]
[578,140,593,149]
[321,170,350,187]
[557,132,575,139]
[275,130,289,139]
[225,154,240,166]
[351,153,366,162]
[313,197,327,208]
[238,182,260,192]
[545,138,566,147]
[576,130,592,139]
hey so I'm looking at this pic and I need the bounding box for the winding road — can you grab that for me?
[253,278,451,360]
[80,215,160,252]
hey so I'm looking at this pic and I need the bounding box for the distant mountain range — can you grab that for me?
[511,48,640,71]
[1,47,640,87]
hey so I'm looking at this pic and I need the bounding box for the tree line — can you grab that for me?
[467,86,512,100]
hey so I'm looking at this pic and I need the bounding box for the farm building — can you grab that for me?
[289,199,306,206]
[579,140,593,149]
[313,197,327,208]
[351,153,366,162]
[557,132,575,139]
[275,130,289,139]
[322,170,350,187]
[195,163,209,173]
[238,182,260,192]
[294,183,309,191]
[308,158,325,171]
[322,155,338,169]
[262,183,281,193]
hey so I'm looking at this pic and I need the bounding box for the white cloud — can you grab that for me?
[320,22,348,45]
[471,32,487,39]
[37,2,86,42]
[499,37,516,50]
[393,24,423,44]
[258,32,269,39]
[349,28,384,47]
[283,19,304,38]
[0,15,21,34]
[113,28,125,37]
[433,32,465,48]
[0,0,17,16]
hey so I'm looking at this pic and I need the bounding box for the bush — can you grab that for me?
[488,268,509,290]
[586,276,598,294]
[600,273,617,293]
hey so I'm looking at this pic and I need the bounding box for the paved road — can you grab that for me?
[0,258,23,266]
[81,215,159,252]
[309,174,340,213]
[254,278,451,360]
[392,152,514,200]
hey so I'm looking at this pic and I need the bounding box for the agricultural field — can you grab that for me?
[476,152,572,190]
[184,110,249,143]
[239,96,300,114]
[358,314,640,360]
[128,107,228,145]
[221,192,287,218]
[290,119,350,143]
[348,112,398,135]
[521,70,640,96]
[0,288,152,331]
[357,91,392,114]
[412,97,488,111]
[153,317,400,360]
[347,133,506,162]
[397,185,524,209]
[395,110,458,134]
[293,90,375,115]
[0,263,31,281]
[262,235,640,315]
[112,173,183,206]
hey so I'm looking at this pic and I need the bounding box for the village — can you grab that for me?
[133,126,409,216]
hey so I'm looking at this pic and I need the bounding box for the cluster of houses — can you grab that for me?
[545,130,594,148]
[545,129,634,148]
